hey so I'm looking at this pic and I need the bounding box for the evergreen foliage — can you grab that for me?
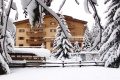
[99,0,120,67]
[52,15,73,59]
[73,41,81,53]
[82,27,92,51]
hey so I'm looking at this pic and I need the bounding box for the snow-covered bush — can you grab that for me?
[73,41,81,53]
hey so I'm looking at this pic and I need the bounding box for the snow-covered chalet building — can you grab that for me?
[14,14,87,52]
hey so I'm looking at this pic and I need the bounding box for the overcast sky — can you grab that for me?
[10,0,107,30]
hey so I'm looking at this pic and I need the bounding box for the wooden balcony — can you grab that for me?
[26,39,44,44]
[45,37,83,42]
[26,31,46,37]
[32,24,46,29]
[71,31,75,35]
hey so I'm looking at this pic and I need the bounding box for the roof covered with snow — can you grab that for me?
[13,48,51,58]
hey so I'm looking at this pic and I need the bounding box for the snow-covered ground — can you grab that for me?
[0,67,120,80]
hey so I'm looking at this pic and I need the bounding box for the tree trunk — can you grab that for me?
[0,53,10,75]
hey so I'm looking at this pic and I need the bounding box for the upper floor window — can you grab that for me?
[30,37,34,40]
[38,37,43,40]
[19,29,25,32]
[50,22,56,25]
[50,29,56,32]
[39,29,43,32]
[19,37,24,40]
[30,29,34,32]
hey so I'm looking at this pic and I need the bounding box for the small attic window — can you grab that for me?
[50,22,56,25]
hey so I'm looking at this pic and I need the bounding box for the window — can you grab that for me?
[19,37,24,40]
[30,29,34,32]
[50,22,56,25]
[38,37,43,40]
[30,37,34,40]
[50,43,53,47]
[50,29,56,32]
[30,44,34,46]
[39,29,43,32]
[30,44,41,46]
[19,29,25,32]
[19,44,23,46]
[79,43,81,47]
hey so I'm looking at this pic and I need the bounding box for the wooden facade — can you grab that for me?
[14,14,87,51]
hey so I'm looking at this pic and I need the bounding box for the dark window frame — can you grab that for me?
[19,37,24,40]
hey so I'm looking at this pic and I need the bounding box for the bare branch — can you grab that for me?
[75,0,80,5]
[58,0,66,12]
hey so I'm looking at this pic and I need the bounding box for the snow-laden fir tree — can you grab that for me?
[0,0,18,75]
[52,15,73,60]
[99,0,120,68]
[90,22,100,51]
[73,41,81,53]
[82,27,92,51]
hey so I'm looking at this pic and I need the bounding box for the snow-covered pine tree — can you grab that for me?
[82,27,92,51]
[52,15,73,59]
[90,22,100,51]
[0,0,18,74]
[73,41,81,53]
[99,0,120,68]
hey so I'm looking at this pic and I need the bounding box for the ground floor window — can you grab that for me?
[19,44,23,46]
[50,43,53,47]
[30,44,41,46]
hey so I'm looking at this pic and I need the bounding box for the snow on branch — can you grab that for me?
[104,0,111,4]
[58,0,79,12]
[83,0,103,51]
[75,0,80,5]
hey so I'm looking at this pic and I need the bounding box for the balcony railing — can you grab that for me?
[26,39,44,44]
[45,38,83,42]
[26,31,46,37]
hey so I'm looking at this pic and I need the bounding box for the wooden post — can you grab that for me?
[79,61,81,67]
[62,61,64,68]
